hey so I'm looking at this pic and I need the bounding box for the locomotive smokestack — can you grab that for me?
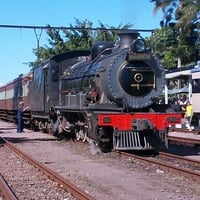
[119,30,139,49]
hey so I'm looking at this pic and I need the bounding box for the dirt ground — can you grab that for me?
[1,120,200,200]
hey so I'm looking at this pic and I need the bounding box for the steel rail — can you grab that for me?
[159,151,200,166]
[167,135,200,145]
[113,150,200,181]
[169,128,200,134]
[169,127,200,135]
[1,137,96,200]
[0,174,18,200]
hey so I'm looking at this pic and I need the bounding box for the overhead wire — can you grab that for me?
[0,24,154,33]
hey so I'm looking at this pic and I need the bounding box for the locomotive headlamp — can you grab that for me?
[131,39,146,53]
[134,73,143,83]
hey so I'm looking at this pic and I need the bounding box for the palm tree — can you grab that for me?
[150,0,200,67]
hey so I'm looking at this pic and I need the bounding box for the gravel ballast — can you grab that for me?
[0,120,200,200]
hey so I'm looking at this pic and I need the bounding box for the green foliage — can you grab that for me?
[148,27,178,68]
[150,0,200,68]
[31,19,132,67]
[62,19,94,50]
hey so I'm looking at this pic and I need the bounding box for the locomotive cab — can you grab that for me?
[28,50,90,131]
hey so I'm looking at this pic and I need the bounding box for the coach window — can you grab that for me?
[18,83,23,97]
[52,65,59,82]
[192,79,200,93]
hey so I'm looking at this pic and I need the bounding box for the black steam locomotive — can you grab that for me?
[28,30,181,152]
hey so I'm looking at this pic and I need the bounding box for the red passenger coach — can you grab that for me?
[0,73,32,123]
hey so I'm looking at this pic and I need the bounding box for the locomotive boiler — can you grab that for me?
[28,30,181,152]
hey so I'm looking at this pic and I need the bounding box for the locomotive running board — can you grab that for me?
[113,130,167,150]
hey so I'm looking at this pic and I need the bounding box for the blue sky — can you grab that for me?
[0,0,162,85]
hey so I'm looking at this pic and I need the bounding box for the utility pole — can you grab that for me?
[34,28,43,63]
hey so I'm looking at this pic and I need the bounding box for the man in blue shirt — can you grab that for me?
[17,102,28,133]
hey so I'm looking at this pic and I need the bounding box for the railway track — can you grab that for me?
[159,151,200,166]
[0,174,17,200]
[169,127,200,134]
[167,135,200,145]
[0,137,96,200]
[168,127,200,146]
[1,120,200,199]
[113,150,200,182]
[5,128,198,185]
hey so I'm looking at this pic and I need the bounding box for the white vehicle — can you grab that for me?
[191,66,200,127]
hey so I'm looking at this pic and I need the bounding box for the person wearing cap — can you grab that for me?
[17,102,28,133]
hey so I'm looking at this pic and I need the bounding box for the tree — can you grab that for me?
[94,21,131,42]
[31,19,132,67]
[62,19,94,50]
[146,27,178,68]
[150,0,200,68]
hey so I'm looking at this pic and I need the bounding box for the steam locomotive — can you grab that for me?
[0,30,182,152]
